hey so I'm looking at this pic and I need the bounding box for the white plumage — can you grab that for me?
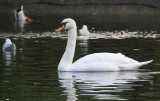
[3,39,16,51]
[57,18,153,71]
[70,53,152,71]
[14,5,32,23]
[78,25,90,36]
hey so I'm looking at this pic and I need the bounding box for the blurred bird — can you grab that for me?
[78,25,90,36]
[3,39,16,52]
[14,5,32,23]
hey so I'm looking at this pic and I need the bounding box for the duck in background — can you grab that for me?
[14,5,32,23]
[78,25,90,36]
[14,5,32,30]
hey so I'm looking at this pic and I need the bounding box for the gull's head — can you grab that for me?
[5,38,12,44]
[82,25,88,30]
[57,18,76,31]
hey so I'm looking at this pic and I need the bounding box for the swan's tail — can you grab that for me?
[119,60,153,71]
[140,60,153,66]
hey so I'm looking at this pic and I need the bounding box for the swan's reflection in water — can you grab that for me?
[3,50,16,66]
[58,72,152,101]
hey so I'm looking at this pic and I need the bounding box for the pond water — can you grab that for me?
[0,11,160,101]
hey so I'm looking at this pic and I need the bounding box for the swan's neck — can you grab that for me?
[58,26,77,71]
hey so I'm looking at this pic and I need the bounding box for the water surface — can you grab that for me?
[1,37,160,101]
[0,7,160,100]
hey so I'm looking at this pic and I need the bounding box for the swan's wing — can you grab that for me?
[119,60,153,71]
[74,53,138,65]
[70,53,139,71]
[116,52,139,63]
[71,60,120,71]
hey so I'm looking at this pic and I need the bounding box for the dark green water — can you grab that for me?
[0,37,160,101]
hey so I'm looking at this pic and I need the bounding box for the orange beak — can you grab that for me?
[26,17,32,22]
[57,25,65,32]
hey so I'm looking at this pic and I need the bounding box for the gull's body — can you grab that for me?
[78,25,90,36]
[3,39,16,52]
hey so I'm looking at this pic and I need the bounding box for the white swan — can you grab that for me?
[78,25,90,36]
[14,5,32,23]
[3,39,16,52]
[57,18,153,71]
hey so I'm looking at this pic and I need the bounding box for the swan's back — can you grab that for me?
[68,53,139,71]
[75,53,137,64]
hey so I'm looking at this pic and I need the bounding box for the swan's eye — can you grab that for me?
[59,22,67,27]
[57,22,68,32]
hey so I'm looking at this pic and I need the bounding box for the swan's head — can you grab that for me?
[57,18,76,31]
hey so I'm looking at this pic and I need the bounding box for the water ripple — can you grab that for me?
[0,30,159,39]
[58,72,153,100]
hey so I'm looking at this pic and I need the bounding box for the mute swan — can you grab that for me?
[57,18,153,71]
[14,5,32,23]
[3,39,16,52]
[78,25,90,36]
